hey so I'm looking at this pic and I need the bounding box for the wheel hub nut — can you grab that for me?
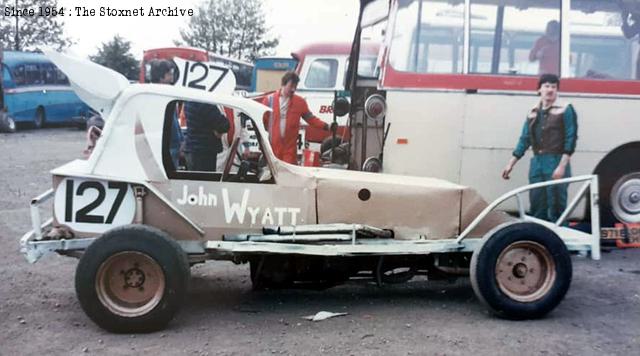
[513,263,528,278]
[123,268,145,288]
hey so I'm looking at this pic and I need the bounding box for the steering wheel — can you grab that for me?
[222,138,261,181]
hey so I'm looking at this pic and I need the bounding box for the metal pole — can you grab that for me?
[14,0,19,51]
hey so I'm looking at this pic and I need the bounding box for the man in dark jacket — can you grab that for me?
[502,74,578,222]
[183,101,230,171]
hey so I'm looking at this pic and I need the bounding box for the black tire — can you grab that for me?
[75,224,190,333]
[0,113,16,133]
[593,146,640,226]
[34,107,45,129]
[249,256,294,291]
[470,222,572,320]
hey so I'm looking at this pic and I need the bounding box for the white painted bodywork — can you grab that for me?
[44,50,129,117]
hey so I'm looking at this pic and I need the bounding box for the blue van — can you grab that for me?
[1,50,90,130]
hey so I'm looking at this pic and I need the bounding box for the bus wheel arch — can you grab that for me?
[593,142,640,226]
[34,106,46,129]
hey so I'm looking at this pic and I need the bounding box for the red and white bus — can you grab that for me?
[140,47,254,91]
[346,0,640,226]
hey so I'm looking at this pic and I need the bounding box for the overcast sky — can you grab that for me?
[57,0,359,59]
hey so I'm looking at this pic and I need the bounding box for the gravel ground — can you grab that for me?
[1,128,639,356]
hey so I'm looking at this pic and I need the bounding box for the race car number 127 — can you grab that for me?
[173,57,236,94]
[54,178,136,233]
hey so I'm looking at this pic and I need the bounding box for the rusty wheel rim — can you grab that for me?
[495,241,555,303]
[96,251,165,317]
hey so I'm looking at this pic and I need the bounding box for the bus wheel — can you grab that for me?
[610,172,640,224]
[594,145,640,226]
[33,107,46,129]
[470,222,572,320]
[75,225,190,333]
[0,113,16,133]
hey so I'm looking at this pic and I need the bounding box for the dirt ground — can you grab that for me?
[1,128,639,356]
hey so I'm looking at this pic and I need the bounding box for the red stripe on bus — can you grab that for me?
[382,66,640,95]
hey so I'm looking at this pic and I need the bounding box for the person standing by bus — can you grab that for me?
[529,20,561,76]
[501,74,578,222]
[621,9,640,79]
[262,71,335,164]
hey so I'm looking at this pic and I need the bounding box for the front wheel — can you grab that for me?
[0,113,16,133]
[470,222,572,319]
[33,107,45,129]
[75,225,190,333]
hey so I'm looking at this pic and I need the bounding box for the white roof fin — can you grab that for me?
[44,50,130,117]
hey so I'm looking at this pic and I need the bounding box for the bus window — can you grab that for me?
[2,66,12,88]
[569,0,638,80]
[469,0,560,76]
[304,59,338,89]
[55,68,69,85]
[41,63,57,84]
[388,0,463,74]
[11,65,25,86]
[24,64,41,85]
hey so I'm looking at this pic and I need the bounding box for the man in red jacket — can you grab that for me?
[262,71,335,164]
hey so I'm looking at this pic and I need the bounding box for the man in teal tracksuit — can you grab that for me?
[502,74,578,222]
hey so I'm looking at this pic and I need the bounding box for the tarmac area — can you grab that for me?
[0,127,639,355]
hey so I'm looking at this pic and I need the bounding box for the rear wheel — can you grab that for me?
[0,113,16,133]
[33,107,45,129]
[75,225,189,333]
[470,222,572,319]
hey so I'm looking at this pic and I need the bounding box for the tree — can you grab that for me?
[179,0,279,61]
[0,0,72,51]
[90,35,139,80]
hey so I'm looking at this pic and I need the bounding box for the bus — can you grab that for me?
[140,47,254,91]
[346,0,640,227]
[0,50,91,130]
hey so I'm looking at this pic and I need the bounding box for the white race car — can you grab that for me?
[20,52,602,333]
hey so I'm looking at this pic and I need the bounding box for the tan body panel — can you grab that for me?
[165,180,316,240]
